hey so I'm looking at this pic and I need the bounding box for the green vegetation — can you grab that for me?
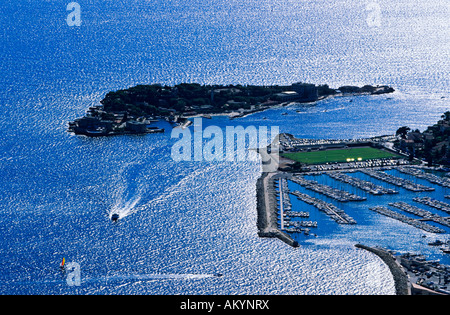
[395,111,450,166]
[98,83,394,117]
[282,147,400,165]
[100,83,291,117]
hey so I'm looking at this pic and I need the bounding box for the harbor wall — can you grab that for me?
[256,172,299,248]
[355,244,410,295]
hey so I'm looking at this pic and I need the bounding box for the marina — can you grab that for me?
[285,211,310,218]
[389,202,450,229]
[397,166,450,188]
[278,178,312,234]
[369,206,445,234]
[290,176,367,202]
[284,220,318,228]
[266,161,450,246]
[327,171,399,195]
[290,190,357,225]
[361,169,435,192]
[413,197,450,215]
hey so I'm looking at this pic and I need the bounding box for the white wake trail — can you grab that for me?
[108,164,217,220]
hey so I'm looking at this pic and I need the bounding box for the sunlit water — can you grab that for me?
[0,0,449,294]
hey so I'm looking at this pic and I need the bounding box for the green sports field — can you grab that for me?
[281,147,401,165]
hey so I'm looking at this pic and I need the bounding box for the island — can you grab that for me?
[68,82,394,137]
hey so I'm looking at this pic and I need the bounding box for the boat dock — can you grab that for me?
[361,169,435,192]
[327,171,399,195]
[389,202,450,229]
[369,206,445,233]
[397,166,450,188]
[291,176,367,202]
[290,190,356,224]
[278,178,312,234]
[284,220,318,228]
[413,197,450,215]
[285,211,310,218]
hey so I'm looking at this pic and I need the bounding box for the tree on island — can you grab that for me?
[396,126,411,139]
[442,111,450,121]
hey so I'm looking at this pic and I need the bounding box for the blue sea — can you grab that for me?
[0,0,449,294]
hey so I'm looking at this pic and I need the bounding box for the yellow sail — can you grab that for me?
[60,257,65,268]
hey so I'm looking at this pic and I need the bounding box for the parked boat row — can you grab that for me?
[413,197,450,215]
[278,178,311,232]
[327,172,399,195]
[285,220,318,228]
[361,169,435,192]
[397,166,450,188]
[290,190,356,224]
[283,227,316,237]
[369,206,445,233]
[285,211,310,218]
[389,202,450,229]
[279,178,292,213]
[291,176,367,202]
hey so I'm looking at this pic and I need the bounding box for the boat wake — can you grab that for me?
[132,165,217,214]
[108,195,142,220]
[106,164,217,221]
[86,273,219,284]
[22,273,221,286]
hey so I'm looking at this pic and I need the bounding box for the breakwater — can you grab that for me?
[255,172,299,247]
[355,244,410,295]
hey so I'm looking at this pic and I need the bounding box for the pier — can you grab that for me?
[361,169,435,192]
[389,202,450,229]
[290,190,356,224]
[413,197,450,215]
[327,171,399,195]
[291,176,367,202]
[284,220,318,228]
[278,178,312,235]
[397,166,450,188]
[369,206,445,233]
[285,211,310,218]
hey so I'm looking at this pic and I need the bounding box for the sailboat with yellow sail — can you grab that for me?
[60,257,66,270]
